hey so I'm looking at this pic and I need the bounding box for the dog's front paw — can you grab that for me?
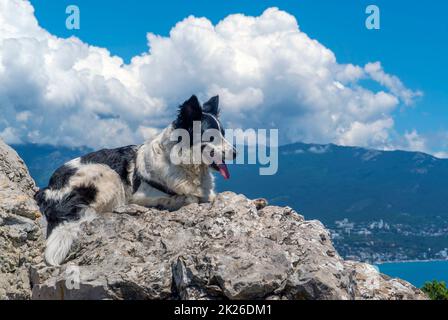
[184,195,200,205]
[205,190,216,203]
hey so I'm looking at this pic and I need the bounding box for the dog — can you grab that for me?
[35,95,236,266]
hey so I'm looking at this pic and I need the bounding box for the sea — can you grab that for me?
[377,260,448,288]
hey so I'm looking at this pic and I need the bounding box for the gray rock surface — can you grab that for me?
[0,139,44,300]
[30,193,427,300]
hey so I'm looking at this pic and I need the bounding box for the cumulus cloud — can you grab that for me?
[0,0,421,150]
[401,130,448,159]
[404,130,427,153]
[364,62,423,105]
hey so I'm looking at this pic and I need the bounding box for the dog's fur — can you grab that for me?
[36,95,236,266]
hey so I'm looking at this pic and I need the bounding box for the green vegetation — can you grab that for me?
[421,280,448,300]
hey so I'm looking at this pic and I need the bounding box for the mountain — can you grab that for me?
[11,144,92,188]
[11,142,448,263]
[221,142,448,223]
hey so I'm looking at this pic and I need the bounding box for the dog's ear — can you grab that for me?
[174,95,203,129]
[203,95,219,116]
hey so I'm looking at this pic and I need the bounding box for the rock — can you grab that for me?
[0,139,44,300]
[0,140,36,198]
[30,192,427,300]
[345,261,425,300]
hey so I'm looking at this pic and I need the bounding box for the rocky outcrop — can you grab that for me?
[30,193,426,300]
[0,139,44,299]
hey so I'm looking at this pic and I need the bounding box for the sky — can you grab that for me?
[0,0,447,156]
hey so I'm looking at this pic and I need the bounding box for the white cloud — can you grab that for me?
[0,127,22,144]
[364,62,423,105]
[308,145,330,154]
[364,62,423,106]
[338,119,394,148]
[404,130,427,153]
[0,1,422,150]
[401,130,448,159]
[434,152,448,159]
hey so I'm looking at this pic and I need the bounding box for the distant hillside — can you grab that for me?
[11,142,448,262]
[219,142,448,224]
[12,144,92,187]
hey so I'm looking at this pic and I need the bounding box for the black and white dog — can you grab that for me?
[36,95,236,266]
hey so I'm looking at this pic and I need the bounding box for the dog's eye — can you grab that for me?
[209,136,215,142]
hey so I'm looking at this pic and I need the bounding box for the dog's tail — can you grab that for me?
[35,186,98,266]
[45,207,96,266]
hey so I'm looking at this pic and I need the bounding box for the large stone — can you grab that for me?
[31,192,426,300]
[0,139,44,300]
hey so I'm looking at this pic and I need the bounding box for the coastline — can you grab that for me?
[375,258,448,265]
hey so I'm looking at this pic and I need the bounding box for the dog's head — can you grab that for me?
[172,95,236,179]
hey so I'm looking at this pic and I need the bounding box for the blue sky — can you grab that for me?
[30,0,447,137]
[1,0,446,154]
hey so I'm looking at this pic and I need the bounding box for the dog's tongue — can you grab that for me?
[218,163,230,180]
